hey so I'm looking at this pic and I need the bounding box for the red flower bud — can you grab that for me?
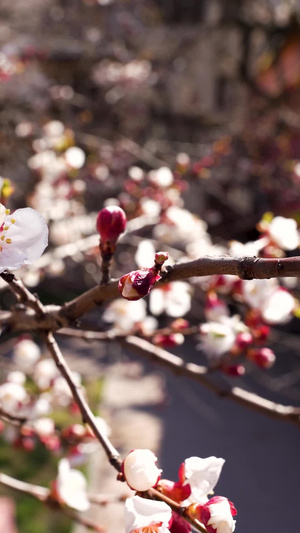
[170,512,191,533]
[158,479,191,503]
[222,364,246,377]
[96,206,127,244]
[247,347,276,368]
[119,268,160,301]
[153,333,184,347]
[235,332,253,351]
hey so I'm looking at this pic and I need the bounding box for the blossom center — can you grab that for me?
[0,208,15,251]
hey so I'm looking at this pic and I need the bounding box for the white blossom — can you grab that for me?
[243,279,295,324]
[33,359,59,390]
[149,282,192,317]
[56,459,90,511]
[64,147,86,169]
[125,496,172,533]
[102,298,147,332]
[123,449,162,491]
[13,339,41,369]
[0,203,48,272]
[0,382,27,411]
[148,167,174,188]
[184,456,225,503]
[268,216,299,250]
[207,499,236,533]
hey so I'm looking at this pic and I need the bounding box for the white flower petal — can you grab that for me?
[123,449,161,491]
[184,456,225,502]
[57,459,90,512]
[269,216,299,250]
[125,496,172,533]
[261,289,295,324]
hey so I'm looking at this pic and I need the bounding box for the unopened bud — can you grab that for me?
[222,364,246,377]
[247,347,276,368]
[235,332,253,351]
[155,251,169,266]
[122,449,162,491]
[153,333,184,347]
[119,268,160,301]
[96,206,127,245]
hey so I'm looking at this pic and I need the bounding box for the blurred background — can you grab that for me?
[0,1,299,532]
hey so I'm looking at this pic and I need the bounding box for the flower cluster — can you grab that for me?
[122,450,236,533]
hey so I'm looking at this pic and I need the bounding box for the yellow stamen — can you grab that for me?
[10,218,15,223]
[0,235,4,241]
[3,226,9,231]
[5,238,12,244]
[5,209,10,215]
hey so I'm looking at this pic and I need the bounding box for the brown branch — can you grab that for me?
[57,328,300,426]
[1,255,300,333]
[42,331,122,471]
[0,407,27,426]
[0,472,105,531]
[0,271,45,318]
[123,335,300,426]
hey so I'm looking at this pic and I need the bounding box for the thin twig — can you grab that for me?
[0,407,27,426]
[57,327,300,426]
[0,472,49,501]
[42,331,122,471]
[0,472,105,531]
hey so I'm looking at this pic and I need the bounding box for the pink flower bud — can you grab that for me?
[235,332,253,351]
[222,364,246,377]
[119,268,160,301]
[122,449,162,491]
[155,251,169,266]
[153,333,185,348]
[158,479,191,503]
[96,206,127,244]
[247,347,276,368]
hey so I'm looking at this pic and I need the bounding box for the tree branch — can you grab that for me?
[0,472,105,531]
[57,328,300,427]
[1,255,300,333]
[42,331,122,471]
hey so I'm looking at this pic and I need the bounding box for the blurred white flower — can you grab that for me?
[102,298,147,331]
[31,417,55,437]
[135,240,156,268]
[33,359,59,390]
[243,279,295,324]
[261,288,295,324]
[6,371,26,385]
[149,282,192,317]
[0,203,48,272]
[268,216,299,250]
[0,382,27,411]
[64,147,85,169]
[199,316,247,361]
[13,339,41,370]
[148,167,174,188]
[56,458,90,511]
[125,496,172,533]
